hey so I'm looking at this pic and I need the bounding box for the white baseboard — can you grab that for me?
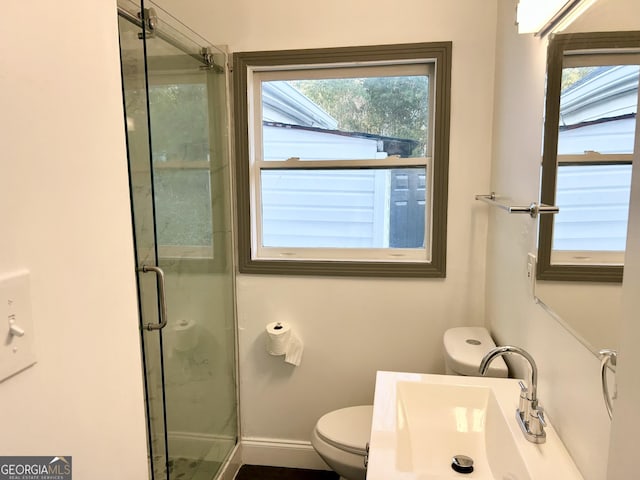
[217,443,242,480]
[240,437,331,470]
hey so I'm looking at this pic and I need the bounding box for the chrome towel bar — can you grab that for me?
[475,193,559,218]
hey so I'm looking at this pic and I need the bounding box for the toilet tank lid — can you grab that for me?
[316,405,373,455]
[443,327,508,377]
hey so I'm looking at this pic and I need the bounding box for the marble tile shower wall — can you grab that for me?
[162,271,237,439]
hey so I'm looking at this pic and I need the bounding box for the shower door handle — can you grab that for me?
[137,265,168,331]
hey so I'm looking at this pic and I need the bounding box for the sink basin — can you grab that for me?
[395,381,529,478]
[366,372,583,480]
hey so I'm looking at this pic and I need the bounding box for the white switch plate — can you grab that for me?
[0,270,37,382]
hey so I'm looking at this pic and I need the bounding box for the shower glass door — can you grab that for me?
[118,2,237,478]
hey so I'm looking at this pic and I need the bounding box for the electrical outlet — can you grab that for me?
[527,253,537,298]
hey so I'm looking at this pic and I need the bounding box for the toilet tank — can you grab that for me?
[443,327,508,378]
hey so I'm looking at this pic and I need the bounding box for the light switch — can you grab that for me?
[1,270,37,381]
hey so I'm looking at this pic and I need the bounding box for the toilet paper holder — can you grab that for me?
[265,321,303,366]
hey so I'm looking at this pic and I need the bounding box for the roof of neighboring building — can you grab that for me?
[263,121,420,157]
[262,82,338,129]
[262,82,421,157]
[560,65,639,126]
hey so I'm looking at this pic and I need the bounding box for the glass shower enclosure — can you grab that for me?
[117,2,237,478]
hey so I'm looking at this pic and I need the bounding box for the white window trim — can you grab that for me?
[551,250,625,265]
[247,62,435,263]
[557,153,634,163]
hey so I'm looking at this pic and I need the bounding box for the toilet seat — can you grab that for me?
[315,405,372,456]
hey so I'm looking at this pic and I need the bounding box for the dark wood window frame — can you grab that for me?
[538,31,640,282]
[232,42,452,277]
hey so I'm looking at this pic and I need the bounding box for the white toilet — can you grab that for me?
[442,326,508,378]
[310,326,508,480]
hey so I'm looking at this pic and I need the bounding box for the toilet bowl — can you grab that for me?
[310,405,372,480]
[310,327,507,480]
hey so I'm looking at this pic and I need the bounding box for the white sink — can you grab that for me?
[366,372,583,480]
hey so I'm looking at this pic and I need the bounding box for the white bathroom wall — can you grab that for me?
[533,282,622,351]
[607,65,640,478]
[0,1,149,478]
[157,0,499,461]
[486,1,639,479]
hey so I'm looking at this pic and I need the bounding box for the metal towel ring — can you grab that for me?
[599,349,617,420]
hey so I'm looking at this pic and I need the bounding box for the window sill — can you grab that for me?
[238,257,445,278]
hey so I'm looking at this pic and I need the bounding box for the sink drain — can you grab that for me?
[451,454,474,474]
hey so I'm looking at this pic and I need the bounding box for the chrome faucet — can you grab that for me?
[479,345,546,444]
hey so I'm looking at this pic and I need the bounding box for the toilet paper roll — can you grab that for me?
[284,334,304,367]
[173,319,198,352]
[266,321,292,356]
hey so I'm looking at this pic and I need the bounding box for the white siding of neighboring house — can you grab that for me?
[261,124,391,248]
[262,170,389,248]
[262,124,386,160]
[554,163,631,251]
[558,117,636,154]
[553,66,638,253]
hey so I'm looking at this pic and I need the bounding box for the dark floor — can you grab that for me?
[235,465,339,480]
